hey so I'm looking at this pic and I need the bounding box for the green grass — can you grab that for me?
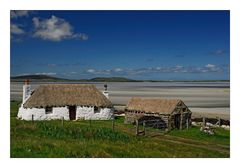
[10,101,230,158]
[169,126,230,146]
[10,100,20,117]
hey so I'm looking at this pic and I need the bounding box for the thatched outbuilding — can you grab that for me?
[125,97,192,130]
[18,83,113,120]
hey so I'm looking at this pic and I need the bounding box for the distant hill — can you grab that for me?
[11,75,68,82]
[10,74,229,83]
[10,75,137,82]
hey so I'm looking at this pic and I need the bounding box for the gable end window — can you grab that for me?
[45,107,53,114]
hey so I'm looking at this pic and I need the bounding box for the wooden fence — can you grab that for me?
[135,119,169,136]
[192,117,230,126]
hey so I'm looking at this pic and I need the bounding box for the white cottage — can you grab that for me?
[17,80,114,120]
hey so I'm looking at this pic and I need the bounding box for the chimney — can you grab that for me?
[102,84,109,99]
[22,79,31,104]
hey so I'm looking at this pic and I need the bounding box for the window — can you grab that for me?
[182,108,187,112]
[45,107,53,114]
[94,106,100,113]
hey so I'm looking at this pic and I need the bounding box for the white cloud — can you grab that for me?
[72,33,89,40]
[11,24,25,35]
[11,11,30,40]
[210,49,226,56]
[86,69,113,75]
[205,64,215,68]
[32,16,72,41]
[35,72,57,76]
[87,69,96,73]
[114,68,123,72]
[32,15,88,41]
[15,73,31,76]
[201,70,208,73]
[11,10,29,18]
[175,65,183,68]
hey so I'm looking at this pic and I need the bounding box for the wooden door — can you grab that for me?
[174,114,181,129]
[69,106,76,120]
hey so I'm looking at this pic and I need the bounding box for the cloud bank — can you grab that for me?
[85,64,226,76]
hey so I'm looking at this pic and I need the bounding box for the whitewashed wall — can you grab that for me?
[17,106,113,120]
[76,106,114,120]
[17,106,69,120]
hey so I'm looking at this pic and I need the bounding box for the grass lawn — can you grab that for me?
[10,101,230,158]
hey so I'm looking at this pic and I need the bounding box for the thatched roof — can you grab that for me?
[126,97,185,114]
[23,84,112,108]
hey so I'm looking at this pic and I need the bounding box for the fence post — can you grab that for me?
[186,117,189,130]
[180,114,183,130]
[202,117,206,127]
[62,117,64,126]
[135,120,139,136]
[143,121,146,136]
[112,119,115,131]
[32,114,34,124]
[218,117,221,126]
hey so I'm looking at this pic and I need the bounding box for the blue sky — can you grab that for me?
[10,10,230,80]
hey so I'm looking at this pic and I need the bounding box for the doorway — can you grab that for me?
[69,106,76,120]
[174,114,181,129]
